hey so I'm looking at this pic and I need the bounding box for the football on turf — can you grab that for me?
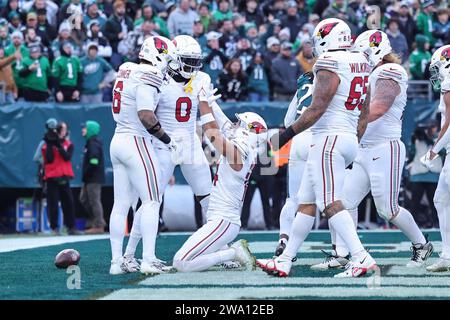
[54,249,80,269]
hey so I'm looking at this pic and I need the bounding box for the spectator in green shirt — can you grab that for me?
[416,0,437,47]
[134,4,169,38]
[19,44,51,102]
[4,31,29,95]
[80,42,115,103]
[409,34,432,80]
[52,41,83,103]
[212,0,233,24]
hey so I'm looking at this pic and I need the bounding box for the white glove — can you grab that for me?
[208,87,222,105]
[168,138,183,165]
[420,150,439,170]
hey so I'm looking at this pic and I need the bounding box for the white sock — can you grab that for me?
[199,196,210,225]
[109,201,130,261]
[328,210,365,258]
[390,207,426,245]
[124,211,142,257]
[139,201,161,262]
[279,198,297,237]
[282,212,315,259]
[435,202,450,258]
[174,248,235,272]
[333,207,357,257]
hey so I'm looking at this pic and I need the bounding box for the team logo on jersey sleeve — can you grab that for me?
[316,22,339,38]
[369,31,382,48]
[154,37,168,54]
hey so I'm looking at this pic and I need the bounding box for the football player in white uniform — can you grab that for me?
[172,91,268,272]
[422,45,450,272]
[121,36,213,267]
[312,30,433,270]
[109,36,177,275]
[257,18,376,278]
[274,72,313,257]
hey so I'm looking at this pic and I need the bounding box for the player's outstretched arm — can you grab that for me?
[199,100,243,171]
[270,69,339,150]
[357,85,371,142]
[430,91,450,157]
[368,78,400,123]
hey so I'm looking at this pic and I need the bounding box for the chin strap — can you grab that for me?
[184,76,195,94]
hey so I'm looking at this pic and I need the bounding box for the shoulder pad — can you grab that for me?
[136,64,164,88]
[314,53,339,72]
[378,63,408,83]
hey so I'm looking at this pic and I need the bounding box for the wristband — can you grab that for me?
[200,113,215,126]
[158,132,171,144]
[279,126,296,148]
[147,121,162,135]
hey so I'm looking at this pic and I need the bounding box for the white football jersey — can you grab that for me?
[438,77,450,152]
[312,51,370,136]
[361,63,408,145]
[112,62,163,137]
[207,138,257,227]
[156,71,211,140]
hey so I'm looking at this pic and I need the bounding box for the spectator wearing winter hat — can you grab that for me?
[244,22,262,51]
[4,31,29,96]
[134,4,170,38]
[281,1,308,43]
[295,39,314,73]
[51,22,81,59]
[80,42,115,103]
[36,8,57,45]
[84,0,107,29]
[409,34,432,80]
[84,20,112,59]
[271,41,302,101]
[103,0,133,68]
[212,0,233,24]
[247,51,270,102]
[217,58,248,102]
[52,41,83,102]
[416,0,437,47]
[19,44,51,102]
[396,2,417,51]
[386,19,409,64]
[167,0,198,38]
[0,46,19,104]
[244,0,264,27]
[203,31,229,86]
[8,11,23,32]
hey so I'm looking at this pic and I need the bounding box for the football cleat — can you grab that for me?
[140,259,174,275]
[274,241,297,262]
[426,257,450,272]
[122,254,141,273]
[334,252,377,278]
[231,239,256,271]
[311,250,349,270]
[256,258,271,269]
[109,258,126,275]
[407,240,433,268]
[260,256,292,277]
[219,260,242,269]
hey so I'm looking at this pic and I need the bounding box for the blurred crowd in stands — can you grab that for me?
[0,0,448,105]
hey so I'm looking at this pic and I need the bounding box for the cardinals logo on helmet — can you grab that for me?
[248,121,266,134]
[369,31,382,48]
[440,47,450,62]
[153,37,168,54]
[316,22,339,39]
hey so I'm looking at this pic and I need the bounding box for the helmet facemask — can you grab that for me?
[177,53,203,79]
[430,61,442,90]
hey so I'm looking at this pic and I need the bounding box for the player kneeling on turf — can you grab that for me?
[172,89,267,272]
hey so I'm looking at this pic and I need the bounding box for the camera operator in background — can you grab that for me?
[41,121,80,235]
[406,121,442,228]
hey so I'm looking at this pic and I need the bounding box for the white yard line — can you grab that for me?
[0,235,109,253]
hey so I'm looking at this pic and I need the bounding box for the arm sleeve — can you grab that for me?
[136,84,159,112]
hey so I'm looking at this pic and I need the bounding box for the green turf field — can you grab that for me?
[1,230,449,300]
